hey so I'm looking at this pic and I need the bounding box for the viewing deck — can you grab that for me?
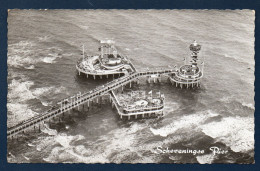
[109,90,164,120]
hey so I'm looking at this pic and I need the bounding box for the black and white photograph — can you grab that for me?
[7,9,255,164]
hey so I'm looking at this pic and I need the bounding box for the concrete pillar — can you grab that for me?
[136,79,139,85]
[128,115,130,120]
[99,75,102,79]
[135,115,138,119]
[120,115,123,119]
[94,75,96,80]
[148,77,151,84]
[87,74,88,78]
[79,71,81,75]
[106,74,108,78]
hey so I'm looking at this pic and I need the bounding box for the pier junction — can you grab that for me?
[7,40,205,139]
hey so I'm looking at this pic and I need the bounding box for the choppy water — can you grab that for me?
[7,10,255,163]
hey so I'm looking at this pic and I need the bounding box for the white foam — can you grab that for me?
[7,103,37,127]
[55,133,78,148]
[42,57,57,63]
[8,40,38,68]
[219,95,234,103]
[24,65,35,70]
[8,77,67,126]
[201,116,254,153]
[150,111,218,137]
[28,143,35,147]
[8,54,37,68]
[41,101,49,106]
[163,101,180,116]
[196,153,215,164]
[37,36,51,42]
[41,124,58,136]
[8,79,35,101]
[32,87,53,97]
[242,102,255,110]
[22,154,30,161]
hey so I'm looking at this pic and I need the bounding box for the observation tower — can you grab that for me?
[169,40,205,88]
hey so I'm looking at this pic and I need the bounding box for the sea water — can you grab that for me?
[7,9,255,163]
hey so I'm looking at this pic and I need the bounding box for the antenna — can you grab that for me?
[82,44,85,59]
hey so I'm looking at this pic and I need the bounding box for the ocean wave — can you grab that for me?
[163,101,180,116]
[150,110,219,137]
[24,65,35,70]
[33,86,54,97]
[22,154,30,161]
[7,103,37,127]
[242,102,255,110]
[196,153,215,164]
[223,53,254,66]
[8,40,37,68]
[8,78,67,127]
[8,54,37,68]
[8,79,35,101]
[8,40,63,68]
[41,124,58,136]
[28,143,35,147]
[41,56,57,63]
[37,35,52,42]
[200,116,254,153]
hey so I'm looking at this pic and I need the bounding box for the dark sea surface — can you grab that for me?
[7,10,255,163]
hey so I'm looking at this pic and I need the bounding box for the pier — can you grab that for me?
[7,40,205,140]
[7,69,176,139]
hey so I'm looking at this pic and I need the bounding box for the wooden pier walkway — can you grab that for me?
[7,69,177,139]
